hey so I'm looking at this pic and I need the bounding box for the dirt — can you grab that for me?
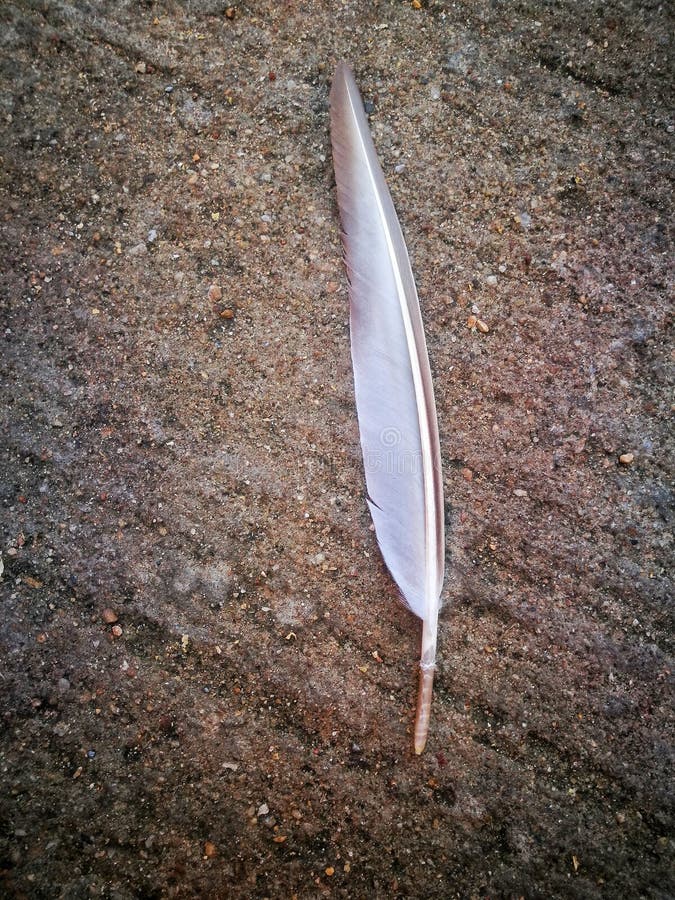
[0,1,672,898]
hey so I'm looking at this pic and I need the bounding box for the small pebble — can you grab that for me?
[514,488,528,498]
[619,452,634,465]
[467,315,489,333]
[208,283,222,302]
[111,624,123,637]
[147,229,157,243]
[257,803,269,816]
[204,841,217,858]
[164,84,174,94]
[486,274,498,286]
[102,608,118,624]
[461,467,473,482]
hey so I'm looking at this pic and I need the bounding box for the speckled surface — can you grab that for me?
[1,1,672,897]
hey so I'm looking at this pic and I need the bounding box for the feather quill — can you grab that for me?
[329,62,445,754]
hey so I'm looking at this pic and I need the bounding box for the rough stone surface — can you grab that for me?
[0,1,672,898]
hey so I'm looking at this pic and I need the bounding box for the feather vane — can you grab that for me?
[330,62,445,754]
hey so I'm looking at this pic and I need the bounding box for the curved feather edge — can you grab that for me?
[329,62,445,753]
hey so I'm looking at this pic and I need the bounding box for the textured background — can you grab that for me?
[1,1,672,897]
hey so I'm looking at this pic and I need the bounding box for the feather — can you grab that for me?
[330,62,445,754]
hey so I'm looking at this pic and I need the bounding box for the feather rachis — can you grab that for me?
[330,62,445,753]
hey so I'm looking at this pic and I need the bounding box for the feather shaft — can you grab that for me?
[415,660,435,755]
[330,62,445,754]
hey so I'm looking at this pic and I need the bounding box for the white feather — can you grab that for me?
[330,62,445,753]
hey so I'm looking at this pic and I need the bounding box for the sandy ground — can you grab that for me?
[0,1,673,898]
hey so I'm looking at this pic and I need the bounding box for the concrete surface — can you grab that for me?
[0,1,672,897]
